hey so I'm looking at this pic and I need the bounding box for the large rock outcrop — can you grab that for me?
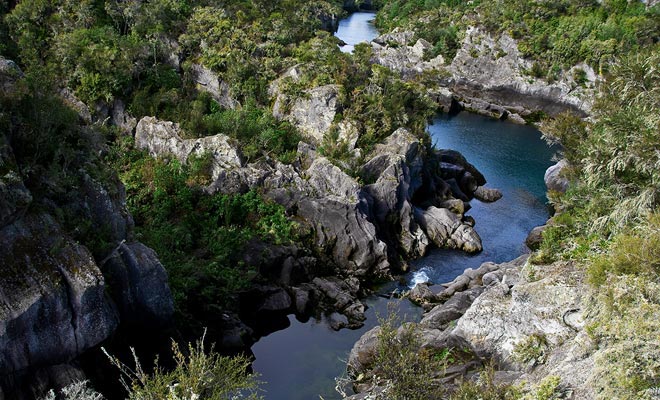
[544,159,570,194]
[449,27,595,118]
[369,27,597,119]
[102,242,174,328]
[415,206,482,253]
[0,62,176,398]
[272,84,340,144]
[362,128,429,260]
[371,31,445,79]
[298,157,390,278]
[345,255,596,399]
[0,214,119,376]
[189,63,239,110]
[135,116,244,180]
[270,71,360,150]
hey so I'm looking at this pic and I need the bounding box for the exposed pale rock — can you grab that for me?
[421,287,484,329]
[371,33,446,78]
[306,158,361,200]
[189,63,239,109]
[525,225,546,251]
[449,27,593,117]
[416,206,482,253]
[135,116,244,180]
[544,159,569,193]
[348,326,381,374]
[409,282,437,306]
[298,157,390,278]
[474,186,503,203]
[453,261,584,363]
[111,99,137,135]
[272,84,341,145]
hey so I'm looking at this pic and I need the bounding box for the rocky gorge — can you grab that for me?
[0,46,503,397]
[1,0,643,397]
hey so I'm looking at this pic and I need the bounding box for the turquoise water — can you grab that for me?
[251,12,558,400]
[251,113,557,399]
[409,112,557,286]
[335,11,378,53]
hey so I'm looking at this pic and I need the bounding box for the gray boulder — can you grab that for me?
[298,157,390,278]
[68,173,134,245]
[272,84,341,145]
[102,241,174,328]
[409,282,437,306]
[525,225,546,251]
[0,57,24,94]
[348,326,381,374]
[362,128,429,259]
[415,206,482,253]
[421,287,485,329]
[135,116,244,180]
[0,214,119,375]
[110,99,137,135]
[544,159,569,193]
[312,277,366,327]
[474,186,503,203]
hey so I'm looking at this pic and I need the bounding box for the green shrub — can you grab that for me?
[588,214,660,286]
[450,362,522,400]
[372,310,447,400]
[512,333,548,366]
[104,333,262,400]
[117,150,297,323]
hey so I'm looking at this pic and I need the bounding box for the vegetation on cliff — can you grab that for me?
[536,45,660,399]
[376,0,658,78]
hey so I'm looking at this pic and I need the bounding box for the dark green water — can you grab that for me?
[251,112,557,399]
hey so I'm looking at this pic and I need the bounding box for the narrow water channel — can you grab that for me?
[335,11,378,53]
[251,112,556,400]
[250,13,557,400]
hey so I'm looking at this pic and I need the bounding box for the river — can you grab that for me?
[335,11,378,53]
[250,13,557,400]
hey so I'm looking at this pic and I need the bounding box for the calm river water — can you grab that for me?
[251,113,556,400]
[250,13,557,400]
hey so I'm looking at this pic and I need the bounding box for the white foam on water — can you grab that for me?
[410,267,432,288]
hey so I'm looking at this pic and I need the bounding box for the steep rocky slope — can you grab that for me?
[370,27,597,121]
[0,58,174,399]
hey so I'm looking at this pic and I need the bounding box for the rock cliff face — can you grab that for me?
[0,60,174,398]
[369,27,597,120]
[346,255,595,398]
[0,214,119,376]
[134,106,497,329]
[135,116,244,180]
[271,77,360,151]
[448,27,595,119]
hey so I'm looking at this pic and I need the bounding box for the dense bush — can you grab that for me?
[114,143,297,323]
[371,311,448,399]
[375,0,659,74]
[533,46,660,399]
